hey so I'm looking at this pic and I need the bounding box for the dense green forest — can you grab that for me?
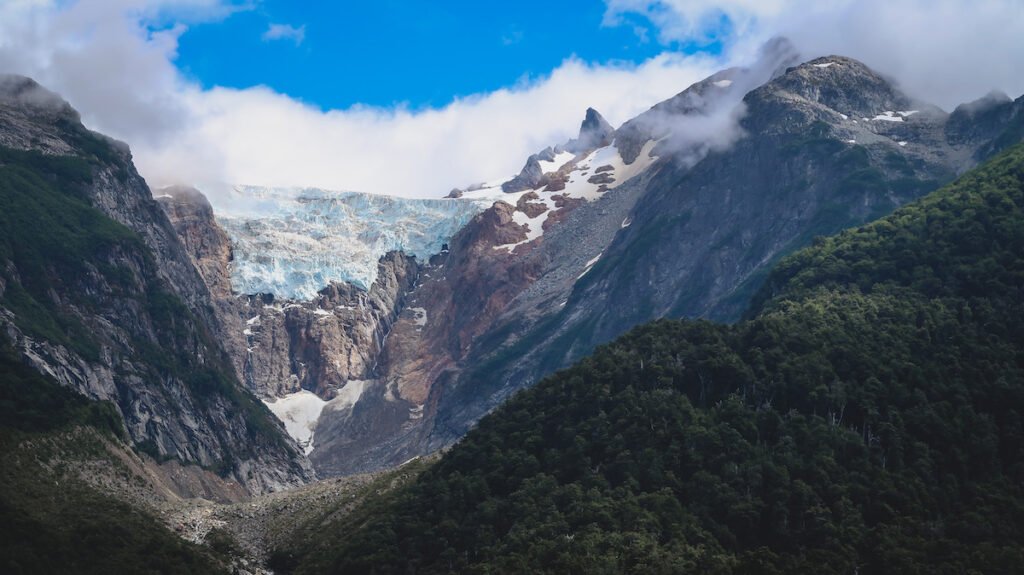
[271,144,1024,574]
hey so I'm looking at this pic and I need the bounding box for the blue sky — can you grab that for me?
[174,1,718,110]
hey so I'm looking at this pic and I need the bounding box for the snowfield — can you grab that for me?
[464,139,660,252]
[263,390,327,455]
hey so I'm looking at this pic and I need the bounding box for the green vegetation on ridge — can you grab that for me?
[0,142,286,462]
[0,142,236,574]
[0,336,226,574]
[274,144,1024,573]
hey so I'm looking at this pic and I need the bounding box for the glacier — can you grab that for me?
[214,186,485,300]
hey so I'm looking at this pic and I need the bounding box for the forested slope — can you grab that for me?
[0,338,228,574]
[274,143,1024,574]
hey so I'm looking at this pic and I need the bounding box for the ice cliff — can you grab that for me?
[214,186,485,300]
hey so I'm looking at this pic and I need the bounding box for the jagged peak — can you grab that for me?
[757,55,919,117]
[611,38,799,165]
[953,90,1013,116]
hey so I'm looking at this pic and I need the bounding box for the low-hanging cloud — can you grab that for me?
[618,37,801,171]
[606,0,1024,111]
[0,0,1021,204]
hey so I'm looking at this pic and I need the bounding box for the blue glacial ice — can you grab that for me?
[214,186,486,300]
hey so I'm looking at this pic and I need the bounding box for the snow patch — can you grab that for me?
[246,315,261,326]
[871,111,904,122]
[474,140,660,253]
[409,307,427,327]
[325,379,369,414]
[409,404,424,420]
[577,252,603,279]
[621,216,632,228]
[712,79,733,88]
[898,141,908,147]
[537,151,575,175]
[812,62,835,68]
[263,390,327,455]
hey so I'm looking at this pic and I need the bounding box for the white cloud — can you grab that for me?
[0,0,722,202]
[605,0,1024,111]
[604,0,796,44]
[140,54,719,200]
[1,0,1021,205]
[262,23,305,45]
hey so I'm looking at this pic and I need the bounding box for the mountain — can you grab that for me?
[184,49,1023,476]
[160,48,1024,477]
[0,75,311,495]
[2,52,1023,573]
[423,55,1024,460]
[267,141,1024,574]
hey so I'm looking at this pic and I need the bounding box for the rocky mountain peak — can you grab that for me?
[761,55,917,118]
[566,107,614,153]
[156,184,211,205]
[946,90,1023,153]
[0,74,77,119]
[501,153,547,193]
[155,186,235,298]
[959,90,1013,112]
[0,74,132,160]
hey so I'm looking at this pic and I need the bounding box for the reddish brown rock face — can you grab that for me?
[516,192,549,219]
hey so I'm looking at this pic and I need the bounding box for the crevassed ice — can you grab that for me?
[215,186,484,300]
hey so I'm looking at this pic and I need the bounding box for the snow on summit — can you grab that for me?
[215,186,484,300]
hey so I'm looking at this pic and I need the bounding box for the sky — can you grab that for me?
[0,1,1022,201]
[174,1,716,110]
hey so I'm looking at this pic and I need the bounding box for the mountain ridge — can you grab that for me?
[271,139,1024,575]
[0,74,311,495]
[157,51,1024,477]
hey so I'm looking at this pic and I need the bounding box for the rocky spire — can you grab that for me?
[567,107,614,153]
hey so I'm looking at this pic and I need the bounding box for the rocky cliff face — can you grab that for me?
[0,75,311,495]
[159,187,423,462]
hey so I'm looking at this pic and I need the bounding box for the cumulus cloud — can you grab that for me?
[140,54,719,200]
[0,0,722,201]
[605,0,1024,111]
[262,23,305,45]
[0,0,1021,204]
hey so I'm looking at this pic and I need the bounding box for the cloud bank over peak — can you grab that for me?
[1,1,1022,202]
[605,0,1024,111]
